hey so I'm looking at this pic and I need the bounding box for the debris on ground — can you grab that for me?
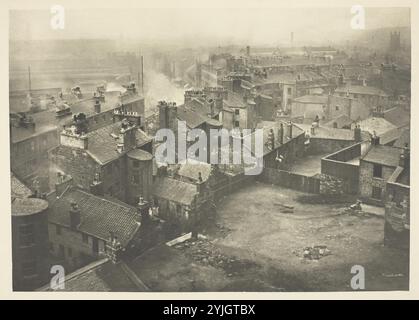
[295,245,332,260]
[173,238,259,276]
[274,202,294,214]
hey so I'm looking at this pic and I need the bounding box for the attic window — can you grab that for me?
[336,105,340,111]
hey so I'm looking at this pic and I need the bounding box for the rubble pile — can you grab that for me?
[174,238,258,276]
[300,245,332,260]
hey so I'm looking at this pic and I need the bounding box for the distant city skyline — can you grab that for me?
[10,7,410,46]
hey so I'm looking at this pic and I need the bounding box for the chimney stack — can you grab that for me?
[94,98,101,113]
[354,124,362,142]
[371,131,380,145]
[137,196,150,223]
[287,121,293,139]
[90,173,104,196]
[69,202,81,230]
[278,123,284,145]
[399,143,410,168]
[268,128,275,150]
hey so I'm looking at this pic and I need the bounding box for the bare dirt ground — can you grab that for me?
[131,182,408,292]
[197,182,409,291]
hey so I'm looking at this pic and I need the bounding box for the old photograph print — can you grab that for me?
[9,4,410,292]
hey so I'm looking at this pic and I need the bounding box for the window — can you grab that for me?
[19,224,35,247]
[82,233,89,244]
[372,186,382,200]
[373,164,383,178]
[287,87,292,94]
[234,121,240,128]
[133,160,140,168]
[132,175,139,185]
[234,109,240,115]
[22,260,37,277]
[67,247,73,257]
[335,105,340,111]
[56,225,62,236]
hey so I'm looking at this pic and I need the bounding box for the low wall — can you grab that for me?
[258,167,320,194]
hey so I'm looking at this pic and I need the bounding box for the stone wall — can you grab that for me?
[319,173,347,195]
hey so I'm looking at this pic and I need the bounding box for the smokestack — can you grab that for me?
[69,202,81,230]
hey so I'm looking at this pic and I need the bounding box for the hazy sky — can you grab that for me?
[10,7,410,45]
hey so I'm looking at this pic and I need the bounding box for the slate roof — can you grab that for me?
[135,129,153,147]
[85,121,124,164]
[246,121,305,156]
[293,95,328,104]
[361,145,401,167]
[223,92,247,109]
[176,104,222,129]
[383,107,410,128]
[152,177,198,206]
[10,91,122,143]
[39,259,146,292]
[295,123,361,141]
[393,129,410,148]
[335,85,388,96]
[324,114,353,129]
[127,148,153,161]
[48,188,140,246]
[177,160,212,182]
[11,173,33,199]
[354,117,397,136]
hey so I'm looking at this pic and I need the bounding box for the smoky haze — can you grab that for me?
[10,7,410,45]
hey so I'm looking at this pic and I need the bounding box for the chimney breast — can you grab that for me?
[69,202,81,230]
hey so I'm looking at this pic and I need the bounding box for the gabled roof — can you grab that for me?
[361,145,401,167]
[176,104,222,129]
[152,177,198,206]
[48,188,140,247]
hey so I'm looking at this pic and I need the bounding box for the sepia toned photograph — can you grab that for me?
[8,3,411,294]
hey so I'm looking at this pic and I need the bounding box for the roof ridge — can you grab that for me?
[76,189,138,213]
